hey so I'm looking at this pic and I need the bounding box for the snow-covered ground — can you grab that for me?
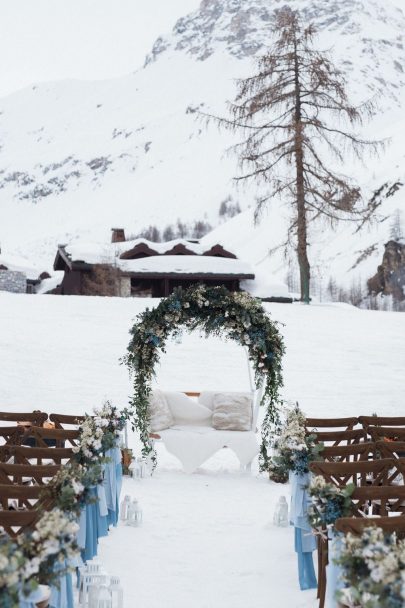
[0,293,404,607]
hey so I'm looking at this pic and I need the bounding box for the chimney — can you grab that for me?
[111,228,126,243]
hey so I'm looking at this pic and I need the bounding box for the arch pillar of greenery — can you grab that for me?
[123,285,285,471]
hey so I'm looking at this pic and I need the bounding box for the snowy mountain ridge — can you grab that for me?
[0,0,404,298]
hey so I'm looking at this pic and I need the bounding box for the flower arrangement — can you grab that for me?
[73,401,125,467]
[336,526,405,608]
[0,509,79,608]
[123,284,285,471]
[307,475,354,531]
[269,404,323,481]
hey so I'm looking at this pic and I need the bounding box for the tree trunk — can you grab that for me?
[293,36,310,303]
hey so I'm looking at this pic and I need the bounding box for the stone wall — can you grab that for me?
[0,270,27,293]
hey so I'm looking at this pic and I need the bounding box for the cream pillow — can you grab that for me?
[212,392,252,431]
[164,392,212,426]
[147,390,174,432]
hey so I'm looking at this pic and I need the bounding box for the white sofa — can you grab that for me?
[150,390,260,473]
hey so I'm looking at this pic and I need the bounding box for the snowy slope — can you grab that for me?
[0,0,404,288]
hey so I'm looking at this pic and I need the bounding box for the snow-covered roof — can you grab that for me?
[0,254,40,281]
[118,255,254,277]
[64,238,216,265]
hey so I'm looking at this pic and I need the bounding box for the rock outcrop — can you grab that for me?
[368,240,405,301]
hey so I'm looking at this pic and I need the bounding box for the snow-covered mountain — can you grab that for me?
[0,0,404,294]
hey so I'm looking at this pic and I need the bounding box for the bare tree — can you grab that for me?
[213,7,382,302]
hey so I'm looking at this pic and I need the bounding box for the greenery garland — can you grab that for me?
[123,284,285,470]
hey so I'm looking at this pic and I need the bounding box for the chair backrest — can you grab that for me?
[0,411,48,426]
[359,416,405,429]
[350,485,405,517]
[309,429,367,447]
[367,426,405,443]
[310,458,397,488]
[320,442,376,463]
[22,426,80,448]
[336,515,405,536]
[0,425,24,447]
[376,440,405,459]
[6,445,75,466]
[0,509,40,538]
[306,417,358,432]
[0,483,44,511]
[49,413,86,429]
[0,462,61,486]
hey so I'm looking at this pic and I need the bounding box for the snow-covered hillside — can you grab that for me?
[0,0,404,291]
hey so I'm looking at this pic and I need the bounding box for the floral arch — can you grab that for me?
[123,285,285,470]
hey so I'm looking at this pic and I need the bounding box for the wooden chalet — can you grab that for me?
[53,229,255,297]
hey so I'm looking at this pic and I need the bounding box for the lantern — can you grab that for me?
[119,495,131,521]
[129,459,141,480]
[126,499,143,527]
[273,495,289,527]
[88,583,112,608]
[109,575,124,608]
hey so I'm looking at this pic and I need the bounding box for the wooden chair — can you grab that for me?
[49,413,86,429]
[309,429,367,448]
[0,509,40,538]
[320,442,376,463]
[311,461,403,608]
[306,417,358,433]
[0,425,24,447]
[350,485,405,517]
[6,445,75,466]
[0,462,61,486]
[376,440,405,459]
[0,483,44,511]
[0,411,48,426]
[310,458,398,491]
[367,426,405,443]
[22,426,80,448]
[359,416,405,430]
[336,515,405,537]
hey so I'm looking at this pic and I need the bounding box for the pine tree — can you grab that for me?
[213,7,382,303]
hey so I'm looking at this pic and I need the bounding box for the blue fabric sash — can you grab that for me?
[325,530,344,607]
[289,471,317,591]
[103,446,122,527]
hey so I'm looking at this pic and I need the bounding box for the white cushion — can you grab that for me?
[147,390,174,432]
[164,392,212,426]
[199,391,252,411]
[212,392,252,431]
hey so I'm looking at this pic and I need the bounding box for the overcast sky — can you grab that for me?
[0,0,200,98]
